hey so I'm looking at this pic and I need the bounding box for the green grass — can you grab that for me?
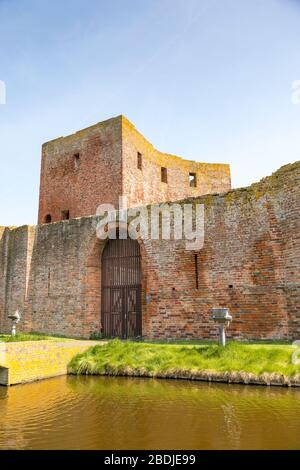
[68,339,300,379]
[0,332,72,342]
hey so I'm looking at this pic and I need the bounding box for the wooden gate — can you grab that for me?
[101,239,142,338]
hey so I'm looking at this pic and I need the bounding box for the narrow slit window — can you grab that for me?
[189,172,197,188]
[137,152,142,170]
[61,210,70,220]
[74,153,80,170]
[44,214,52,224]
[195,254,199,289]
[161,167,168,183]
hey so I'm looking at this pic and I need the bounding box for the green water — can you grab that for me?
[0,376,299,450]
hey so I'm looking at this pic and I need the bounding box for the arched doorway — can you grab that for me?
[101,239,142,338]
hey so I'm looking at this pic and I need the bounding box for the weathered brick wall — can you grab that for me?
[1,162,299,340]
[38,116,123,224]
[142,162,300,340]
[276,163,300,338]
[0,226,36,332]
[38,115,231,225]
[24,218,105,337]
[122,116,231,207]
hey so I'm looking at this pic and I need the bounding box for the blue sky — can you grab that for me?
[0,0,300,226]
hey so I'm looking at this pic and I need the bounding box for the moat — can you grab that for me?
[0,376,300,450]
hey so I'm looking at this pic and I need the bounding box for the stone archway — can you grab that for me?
[84,230,147,339]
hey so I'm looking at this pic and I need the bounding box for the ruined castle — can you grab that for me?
[0,115,299,340]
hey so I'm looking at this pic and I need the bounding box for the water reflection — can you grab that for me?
[0,376,300,450]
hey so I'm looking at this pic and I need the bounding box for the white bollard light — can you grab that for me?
[211,308,232,347]
[8,310,21,337]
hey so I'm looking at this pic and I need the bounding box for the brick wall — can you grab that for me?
[0,226,36,332]
[142,162,300,340]
[38,116,123,224]
[38,115,231,224]
[122,116,231,207]
[1,161,299,340]
[25,218,104,337]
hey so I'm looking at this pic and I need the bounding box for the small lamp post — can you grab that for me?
[8,310,21,337]
[211,308,232,347]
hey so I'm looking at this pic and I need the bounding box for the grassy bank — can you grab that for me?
[68,339,300,386]
[0,332,71,342]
